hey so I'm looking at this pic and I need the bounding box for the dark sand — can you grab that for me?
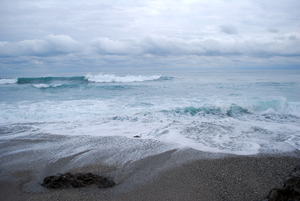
[0,134,300,201]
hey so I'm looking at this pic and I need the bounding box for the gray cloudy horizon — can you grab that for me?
[0,0,299,74]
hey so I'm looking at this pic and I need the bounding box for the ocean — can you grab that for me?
[1,70,300,157]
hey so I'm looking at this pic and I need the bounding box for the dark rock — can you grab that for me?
[42,172,115,189]
[266,165,300,201]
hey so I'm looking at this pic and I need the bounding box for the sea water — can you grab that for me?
[0,70,300,156]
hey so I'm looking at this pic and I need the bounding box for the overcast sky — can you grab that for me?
[0,0,299,74]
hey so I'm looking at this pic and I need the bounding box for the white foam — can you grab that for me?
[0,78,17,84]
[32,83,62,88]
[285,135,300,150]
[85,73,161,83]
[1,94,299,156]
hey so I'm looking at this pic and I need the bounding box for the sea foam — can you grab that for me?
[1,71,299,156]
[32,83,63,88]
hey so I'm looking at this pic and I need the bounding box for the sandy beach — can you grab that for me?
[0,133,300,201]
[1,0,300,199]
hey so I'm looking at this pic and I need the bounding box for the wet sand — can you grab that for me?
[1,155,300,200]
[0,134,300,201]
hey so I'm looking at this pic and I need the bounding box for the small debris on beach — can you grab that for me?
[42,172,115,189]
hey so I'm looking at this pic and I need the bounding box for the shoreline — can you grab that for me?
[1,134,300,200]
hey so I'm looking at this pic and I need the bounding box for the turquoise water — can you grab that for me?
[1,70,300,155]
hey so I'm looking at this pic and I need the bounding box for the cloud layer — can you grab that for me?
[0,35,82,57]
[2,34,299,57]
[0,0,299,73]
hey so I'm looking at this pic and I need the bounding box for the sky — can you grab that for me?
[0,0,300,74]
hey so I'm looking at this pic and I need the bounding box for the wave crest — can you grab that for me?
[0,78,18,84]
[85,73,162,83]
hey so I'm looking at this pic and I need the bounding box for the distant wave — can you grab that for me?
[1,74,171,85]
[161,99,300,118]
[0,78,18,84]
[85,73,163,83]
[17,76,86,84]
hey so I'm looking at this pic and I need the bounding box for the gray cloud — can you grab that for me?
[0,35,83,57]
[88,35,300,58]
[90,38,139,55]
[267,28,279,33]
[1,34,300,61]
[219,24,238,35]
[289,35,297,40]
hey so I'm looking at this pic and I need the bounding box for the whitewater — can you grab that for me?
[0,70,300,156]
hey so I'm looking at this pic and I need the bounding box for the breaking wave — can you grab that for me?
[17,76,86,84]
[85,73,164,83]
[0,78,18,84]
[0,74,171,86]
